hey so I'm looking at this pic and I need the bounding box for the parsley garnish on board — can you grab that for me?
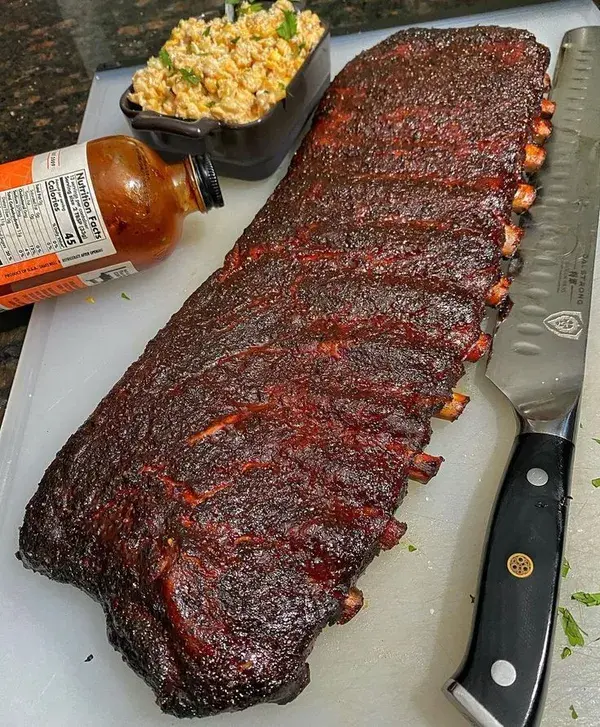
[571,591,600,607]
[558,607,587,647]
[570,705,579,720]
[277,9,298,40]
[407,544,417,552]
[180,68,201,85]
[158,47,173,70]
[562,557,571,578]
[561,646,572,659]
[592,478,600,488]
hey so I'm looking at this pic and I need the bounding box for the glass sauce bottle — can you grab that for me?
[0,135,223,310]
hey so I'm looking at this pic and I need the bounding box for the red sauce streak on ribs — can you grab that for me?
[19,27,550,719]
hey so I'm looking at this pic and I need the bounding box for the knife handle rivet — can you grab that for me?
[527,467,549,486]
[491,660,517,687]
[507,552,534,578]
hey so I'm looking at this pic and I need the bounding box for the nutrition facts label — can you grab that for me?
[0,144,115,285]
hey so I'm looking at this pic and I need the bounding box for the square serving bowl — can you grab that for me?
[119,5,331,180]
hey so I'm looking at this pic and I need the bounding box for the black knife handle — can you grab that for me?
[446,432,573,727]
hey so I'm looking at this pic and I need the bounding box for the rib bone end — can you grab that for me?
[513,183,537,214]
[503,224,523,257]
[379,518,407,550]
[524,143,547,174]
[541,97,556,118]
[532,117,552,144]
[437,392,470,422]
[487,276,511,307]
[408,452,443,483]
[465,332,491,363]
[337,587,364,624]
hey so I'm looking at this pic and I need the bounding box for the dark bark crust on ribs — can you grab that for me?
[19,26,549,718]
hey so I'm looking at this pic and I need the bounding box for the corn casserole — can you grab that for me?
[129,0,324,125]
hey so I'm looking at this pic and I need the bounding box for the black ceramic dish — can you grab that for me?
[119,5,331,180]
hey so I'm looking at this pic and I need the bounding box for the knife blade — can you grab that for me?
[444,26,600,727]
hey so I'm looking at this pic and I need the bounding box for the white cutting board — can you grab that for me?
[2,2,600,725]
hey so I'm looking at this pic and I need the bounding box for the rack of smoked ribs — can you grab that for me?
[19,26,553,719]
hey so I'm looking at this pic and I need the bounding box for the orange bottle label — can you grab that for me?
[0,261,137,309]
[0,144,116,286]
[0,254,63,285]
[0,156,34,192]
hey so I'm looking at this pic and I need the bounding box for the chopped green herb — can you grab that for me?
[226,0,242,4]
[407,544,417,552]
[250,35,262,41]
[571,591,600,607]
[561,646,572,659]
[180,68,201,85]
[570,705,578,720]
[593,438,600,445]
[240,2,263,14]
[121,292,131,301]
[277,9,298,40]
[277,81,293,98]
[559,607,587,647]
[203,26,211,36]
[231,36,240,45]
[562,557,571,578]
[593,478,600,488]
[158,47,173,70]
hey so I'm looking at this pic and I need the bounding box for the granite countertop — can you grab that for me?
[0,0,551,422]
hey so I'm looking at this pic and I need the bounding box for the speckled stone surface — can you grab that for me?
[0,0,550,421]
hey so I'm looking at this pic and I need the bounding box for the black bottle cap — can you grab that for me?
[191,153,224,210]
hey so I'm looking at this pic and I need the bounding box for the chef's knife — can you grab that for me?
[444,26,600,727]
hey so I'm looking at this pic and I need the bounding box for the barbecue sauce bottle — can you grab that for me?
[0,135,223,310]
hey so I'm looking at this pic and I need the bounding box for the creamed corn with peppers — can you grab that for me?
[129,0,324,125]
